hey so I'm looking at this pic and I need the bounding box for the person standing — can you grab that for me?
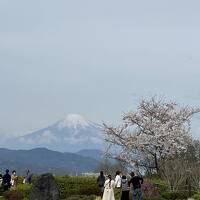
[115,171,122,188]
[115,171,122,197]
[121,175,130,200]
[0,174,3,187]
[102,175,115,200]
[11,170,18,189]
[129,172,143,200]
[2,169,11,191]
[97,171,106,198]
[24,169,32,184]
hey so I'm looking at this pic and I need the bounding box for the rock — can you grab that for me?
[29,173,59,200]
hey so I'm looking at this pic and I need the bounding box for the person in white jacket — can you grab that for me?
[115,171,122,188]
[0,174,3,187]
[102,175,115,200]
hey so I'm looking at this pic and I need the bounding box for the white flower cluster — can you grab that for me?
[103,97,200,170]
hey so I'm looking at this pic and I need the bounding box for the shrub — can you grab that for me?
[161,191,190,200]
[143,197,165,200]
[16,176,24,185]
[142,181,160,197]
[2,184,31,200]
[192,192,200,200]
[3,190,23,200]
[65,195,96,200]
[2,175,198,200]
[148,177,168,193]
[55,176,100,198]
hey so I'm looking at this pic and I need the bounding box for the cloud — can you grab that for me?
[64,135,103,145]
[19,130,57,145]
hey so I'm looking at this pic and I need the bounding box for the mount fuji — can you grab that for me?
[7,114,104,152]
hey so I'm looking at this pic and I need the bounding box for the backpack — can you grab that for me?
[97,176,105,187]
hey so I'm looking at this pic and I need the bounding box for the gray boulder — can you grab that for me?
[29,173,59,200]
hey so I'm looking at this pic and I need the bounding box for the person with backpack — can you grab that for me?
[128,172,143,200]
[2,169,11,191]
[121,175,130,200]
[97,171,106,198]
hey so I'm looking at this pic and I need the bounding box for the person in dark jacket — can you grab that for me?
[3,169,11,191]
[97,171,106,198]
[128,172,143,200]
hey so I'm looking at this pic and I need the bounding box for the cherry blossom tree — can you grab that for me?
[103,97,200,173]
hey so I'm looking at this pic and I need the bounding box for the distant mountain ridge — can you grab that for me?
[76,149,103,160]
[5,114,104,152]
[0,148,100,175]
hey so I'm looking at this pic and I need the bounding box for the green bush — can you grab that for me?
[2,184,31,200]
[55,176,100,199]
[192,192,200,200]
[1,175,199,200]
[148,178,169,193]
[65,195,96,200]
[3,176,99,199]
[143,197,165,200]
[161,191,190,200]
[3,190,23,200]
[16,176,24,185]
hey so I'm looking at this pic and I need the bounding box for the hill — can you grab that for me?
[76,149,103,160]
[0,148,100,175]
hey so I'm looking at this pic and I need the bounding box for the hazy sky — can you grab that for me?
[0,0,200,137]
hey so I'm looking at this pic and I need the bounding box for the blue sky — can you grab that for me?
[0,0,200,137]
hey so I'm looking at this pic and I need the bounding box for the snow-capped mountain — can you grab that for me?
[8,114,104,152]
[58,114,91,129]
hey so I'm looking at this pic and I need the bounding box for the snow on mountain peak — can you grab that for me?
[58,114,90,129]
